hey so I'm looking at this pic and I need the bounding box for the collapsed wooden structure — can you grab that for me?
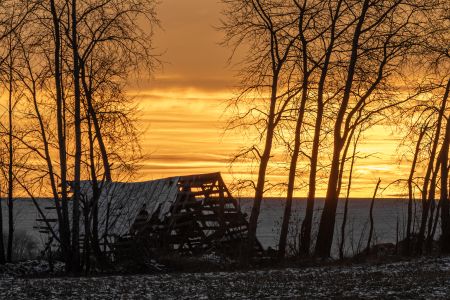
[36,172,262,259]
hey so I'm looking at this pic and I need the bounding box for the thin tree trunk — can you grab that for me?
[339,131,359,260]
[7,44,14,262]
[278,25,310,258]
[83,200,91,273]
[0,185,5,264]
[50,0,71,271]
[15,38,67,263]
[88,102,111,182]
[395,214,399,254]
[71,0,82,272]
[27,68,64,233]
[300,0,342,256]
[366,178,381,255]
[86,104,102,262]
[430,200,441,249]
[425,153,442,252]
[246,73,278,258]
[104,200,111,253]
[80,61,103,259]
[440,80,450,253]
[417,79,449,253]
[336,126,358,198]
[244,1,297,260]
[441,137,450,252]
[301,101,322,255]
[405,126,426,255]
[80,60,111,182]
[315,0,369,258]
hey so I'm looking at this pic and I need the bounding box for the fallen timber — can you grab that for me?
[35,172,263,264]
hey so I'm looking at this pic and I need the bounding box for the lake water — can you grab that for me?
[239,198,411,256]
[1,198,414,258]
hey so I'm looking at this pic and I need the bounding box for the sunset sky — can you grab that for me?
[132,0,409,198]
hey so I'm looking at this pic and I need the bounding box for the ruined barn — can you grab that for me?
[37,172,261,258]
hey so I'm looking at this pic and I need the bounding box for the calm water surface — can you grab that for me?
[2,198,413,257]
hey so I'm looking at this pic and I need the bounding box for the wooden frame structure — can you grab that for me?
[36,172,262,259]
[148,173,262,256]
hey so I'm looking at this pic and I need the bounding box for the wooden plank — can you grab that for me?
[172,220,194,228]
[203,198,234,206]
[36,218,58,222]
[33,226,51,230]
[178,189,220,197]
[178,172,220,184]
[194,212,244,222]
[173,199,201,208]
[172,210,207,219]
[200,206,237,213]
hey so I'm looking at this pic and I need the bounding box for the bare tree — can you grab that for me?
[315,0,421,258]
[397,1,449,254]
[5,29,15,263]
[278,0,325,258]
[221,0,425,260]
[221,0,300,258]
[440,86,450,251]
[300,0,347,256]
[49,0,72,270]
[5,0,159,272]
[0,0,33,263]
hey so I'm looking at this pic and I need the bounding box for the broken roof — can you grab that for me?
[78,172,224,238]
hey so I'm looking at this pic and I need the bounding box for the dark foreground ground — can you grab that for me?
[1,257,450,299]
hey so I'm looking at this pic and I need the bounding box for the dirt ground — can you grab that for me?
[1,257,450,299]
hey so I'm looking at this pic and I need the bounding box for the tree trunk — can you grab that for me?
[430,200,441,247]
[425,151,442,252]
[83,201,91,274]
[86,106,102,261]
[246,69,280,259]
[417,79,449,254]
[440,129,450,252]
[300,0,342,256]
[405,126,426,255]
[71,0,82,272]
[366,179,381,254]
[278,33,310,258]
[0,187,5,264]
[7,46,14,263]
[315,147,342,257]
[247,133,273,258]
[80,61,111,182]
[440,80,450,253]
[339,131,359,260]
[315,0,369,258]
[50,0,71,271]
[300,101,323,256]
[88,103,111,182]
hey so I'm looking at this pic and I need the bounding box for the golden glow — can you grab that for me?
[125,0,412,198]
[134,88,407,198]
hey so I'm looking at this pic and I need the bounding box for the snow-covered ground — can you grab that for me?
[1,257,450,299]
